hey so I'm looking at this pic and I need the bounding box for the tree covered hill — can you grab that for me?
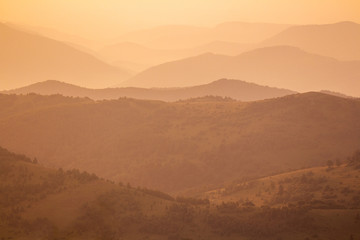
[1,147,360,240]
[0,92,359,192]
[3,78,296,102]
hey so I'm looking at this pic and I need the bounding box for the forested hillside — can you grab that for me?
[0,93,359,192]
[1,147,359,240]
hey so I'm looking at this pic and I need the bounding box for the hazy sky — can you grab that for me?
[1,0,359,40]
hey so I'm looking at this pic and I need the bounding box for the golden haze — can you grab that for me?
[1,0,360,40]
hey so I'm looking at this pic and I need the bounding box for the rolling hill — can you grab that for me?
[122,46,360,97]
[4,79,296,102]
[0,22,131,90]
[0,92,359,193]
[204,158,360,209]
[0,146,177,239]
[1,146,360,240]
[261,21,360,61]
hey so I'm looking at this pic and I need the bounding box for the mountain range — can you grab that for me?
[99,41,253,71]
[0,22,131,90]
[3,79,296,102]
[0,92,359,192]
[111,22,290,49]
[100,21,360,72]
[261,21,360,61]
[99,21,290,70]
[122,46,360,97]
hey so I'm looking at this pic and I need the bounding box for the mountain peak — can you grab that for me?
[333,21,359,26]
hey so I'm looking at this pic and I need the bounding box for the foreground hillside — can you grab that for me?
[204,153,360,209]
[0,146,175,240]
[0,92,359,192]
[0,22,131,90]
[1,147,360,240]
[4,79,296,102]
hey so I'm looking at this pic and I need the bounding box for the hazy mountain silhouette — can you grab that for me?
[123,46,360,96]
[114,22,290,49]
[99,41,187,70]
[102,21,360,71]
[99,22,288,70]
[6,22,116,64]
[99,41,252,71]
[0,92,359,191]
[0,22,132,90]
[320,90,354,98]
[6,22,102,50]
[4,79,296,102]
[261,21,360,60]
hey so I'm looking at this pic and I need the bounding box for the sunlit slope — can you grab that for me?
[0,92,359,192]
[2,146,359,240]
[205,162,360,209]
[0,23,131,90]
[200,152,360,240]
[123,46,360,97]
[4,79,296,102]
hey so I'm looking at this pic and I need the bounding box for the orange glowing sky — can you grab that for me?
[1,0,359,40]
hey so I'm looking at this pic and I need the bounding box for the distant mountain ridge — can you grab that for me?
[122,45,360,97]
[3,79,296,102]
[98,22,289,70]
[112,22,290,49]
[261,21,360,60]
[100,21,360,71]
[99,41,253,71]
[0,22,131,90]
